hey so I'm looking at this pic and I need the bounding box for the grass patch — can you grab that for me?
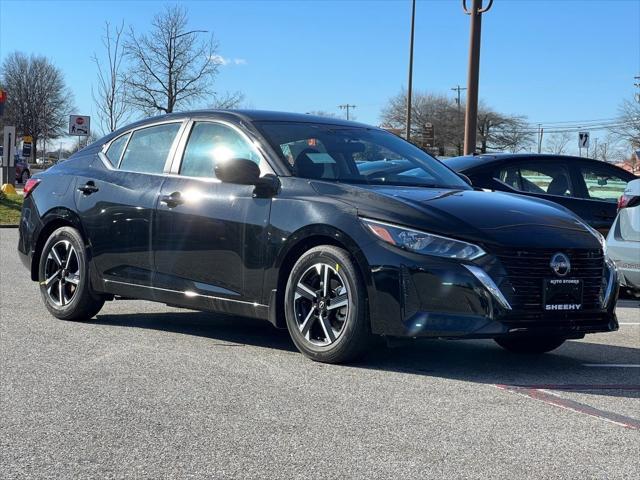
[0,192,23,225]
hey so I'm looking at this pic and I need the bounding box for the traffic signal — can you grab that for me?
[0,89,6,117]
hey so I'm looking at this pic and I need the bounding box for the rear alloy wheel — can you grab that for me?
[39,226,104,321]
[284,246,371,363]
[494,336,566,354]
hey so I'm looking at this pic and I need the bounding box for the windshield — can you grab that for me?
[254,121,469,189]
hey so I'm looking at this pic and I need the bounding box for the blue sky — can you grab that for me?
[1,0,638,146]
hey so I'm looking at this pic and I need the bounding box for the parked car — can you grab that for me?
[15,158,31,184]
[0,146,31,184]
[18,111,619,363]
[606,179,640,297]
[445,154,637,234]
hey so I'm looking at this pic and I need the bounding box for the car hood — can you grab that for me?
[311,182,601,250]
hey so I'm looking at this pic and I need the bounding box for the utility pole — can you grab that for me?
[451,85,467,108]
[537,123,543,153]
[406,0,416,141]
[462,0,493,155]
[452,85,467,154]
[338,104,356,120]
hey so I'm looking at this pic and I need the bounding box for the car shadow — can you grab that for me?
[94,310,640,400]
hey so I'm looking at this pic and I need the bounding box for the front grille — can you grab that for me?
[493,247,604,312]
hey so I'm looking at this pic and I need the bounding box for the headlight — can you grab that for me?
[361,218,486,260]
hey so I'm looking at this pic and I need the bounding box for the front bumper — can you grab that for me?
[365,243,619,339]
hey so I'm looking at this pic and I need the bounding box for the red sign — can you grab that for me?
[76,117,84,125]
[0,89,6,103]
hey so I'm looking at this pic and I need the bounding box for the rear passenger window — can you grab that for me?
[119,123,182,174]
[105,133,130,166]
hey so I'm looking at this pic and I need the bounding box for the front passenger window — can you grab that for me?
[180,122,261,178]
[579,167,628,202]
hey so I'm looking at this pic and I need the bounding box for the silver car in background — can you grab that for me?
[607,178,640,297]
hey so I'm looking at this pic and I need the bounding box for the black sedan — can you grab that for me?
[18,111,618,363]
[445,153,637,234]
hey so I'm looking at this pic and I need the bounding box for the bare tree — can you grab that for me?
[592,135,626,163]
[306,110,338,118]
[210,91,245,109]
[609,97,640,150]
[381,90,532,155]
[491,117,535,153]
[381,89,458,155]
[0,52,74,162]
[545,131,572,154]
[125,5,222,114]
[92,21,131,134]
[475,107,533,153]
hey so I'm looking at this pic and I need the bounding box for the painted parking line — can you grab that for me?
[495,384,640,430]
[506,384,640,391]
[619,322,640,325]
[583,364,640,368]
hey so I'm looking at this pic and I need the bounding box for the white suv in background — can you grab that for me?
[607,178,640,297]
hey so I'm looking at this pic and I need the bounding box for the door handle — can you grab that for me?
[160,192,184,208]
[77,181,99,195]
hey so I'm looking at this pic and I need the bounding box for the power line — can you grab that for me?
[527,117,620,125]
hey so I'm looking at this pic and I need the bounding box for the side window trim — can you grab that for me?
[100,132,132,168]
[110,120,187,175]
[168,119,195,175]
[115,132,133,169]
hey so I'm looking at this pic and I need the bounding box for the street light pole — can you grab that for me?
[462,0,493,155]
[406,0,416,141]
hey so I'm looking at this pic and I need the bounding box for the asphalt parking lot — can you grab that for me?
[1,229,638,479]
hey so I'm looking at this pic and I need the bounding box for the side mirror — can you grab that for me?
[215,158,261,185]
[214,158,280,197]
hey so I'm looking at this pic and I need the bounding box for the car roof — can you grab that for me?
[100,109,377,145]
[445,153,636,177]
[131,109,371,129]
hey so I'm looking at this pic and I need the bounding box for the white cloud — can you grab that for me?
[210,55,247,66]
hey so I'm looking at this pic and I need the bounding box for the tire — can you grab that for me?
[494,336,566,354]
[38,226,104,321]
[284,245,372,363]
[21,170,30,184]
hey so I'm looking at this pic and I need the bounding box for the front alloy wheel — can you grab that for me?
[284,245,371,363]
[293,263,350,346]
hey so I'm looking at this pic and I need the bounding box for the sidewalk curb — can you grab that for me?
[0,224,19,229]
